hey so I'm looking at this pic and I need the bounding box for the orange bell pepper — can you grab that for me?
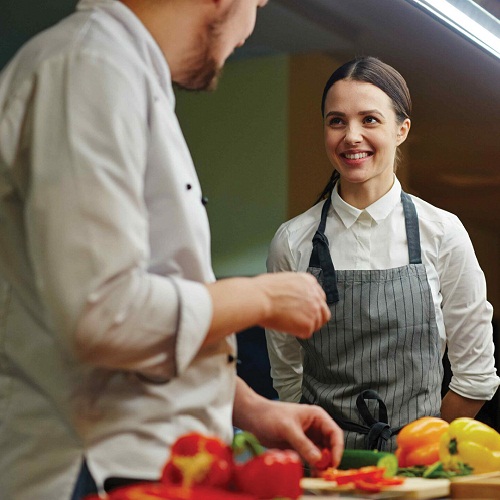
[395,417,449,467]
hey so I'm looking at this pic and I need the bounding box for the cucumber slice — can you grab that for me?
[338,449,399,477]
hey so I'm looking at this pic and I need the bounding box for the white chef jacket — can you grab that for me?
[0,1,237,498]
[266,178,499,404]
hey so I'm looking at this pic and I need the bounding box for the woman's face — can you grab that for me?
[323,79,410,192]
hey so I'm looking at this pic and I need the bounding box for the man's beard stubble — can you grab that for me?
[173,56,222,92]
[173,12,228,92]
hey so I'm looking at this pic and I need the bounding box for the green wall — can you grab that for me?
[175,55,289,277]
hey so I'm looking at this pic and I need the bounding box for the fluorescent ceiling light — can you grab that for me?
[405,0,500,58]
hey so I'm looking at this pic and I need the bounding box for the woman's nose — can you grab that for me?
[344,126,362,145]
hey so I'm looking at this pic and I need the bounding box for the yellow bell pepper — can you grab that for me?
[439,417,500,474]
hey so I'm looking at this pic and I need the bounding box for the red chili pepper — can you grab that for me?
[232,432,303,499]
[161,433,233,490]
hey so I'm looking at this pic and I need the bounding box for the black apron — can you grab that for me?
[300,191,442,451]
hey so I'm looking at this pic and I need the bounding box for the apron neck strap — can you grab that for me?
[310,196,339,304]
[309,191,422,305]
[401,192,422,264]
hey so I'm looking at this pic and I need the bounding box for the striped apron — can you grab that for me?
[300,191,442,451]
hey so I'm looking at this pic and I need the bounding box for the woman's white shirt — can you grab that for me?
[266,178,499,403]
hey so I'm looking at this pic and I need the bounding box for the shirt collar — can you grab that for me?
[331,176,402,228]
[76,0,175,106]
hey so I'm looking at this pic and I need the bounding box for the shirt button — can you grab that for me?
[201,196,209,206]
[227,354,235,363]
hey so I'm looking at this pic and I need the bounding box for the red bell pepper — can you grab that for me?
[161,432,233,489]
[232,432,303,499]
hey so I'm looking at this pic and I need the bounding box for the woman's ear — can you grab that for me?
[397,118,411,145]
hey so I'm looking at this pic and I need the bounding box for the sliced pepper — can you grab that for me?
[439,417,500,474]
[395,417,449,467]
[354,476,405,493]
[314,448,333,471]
[161,432,233,489]
[232,431,303,499]
[87,483,257,500]
[321,465,385,484]
[321,466,405,492]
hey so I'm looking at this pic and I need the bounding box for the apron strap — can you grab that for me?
[401,191,422,264]
[355,390,402,451]
[310,191,421,304]
[309,197,339,304]
[302,391,401,451]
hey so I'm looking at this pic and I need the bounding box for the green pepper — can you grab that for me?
[439,417,500,474]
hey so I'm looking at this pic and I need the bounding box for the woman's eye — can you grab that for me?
[328,117,343,126]
[364,116,379,124]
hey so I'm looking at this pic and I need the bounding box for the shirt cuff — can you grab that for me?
[449,372,500,401]
[172,277,213,375]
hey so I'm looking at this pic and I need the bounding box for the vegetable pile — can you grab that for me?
[317,416,500,493]
[318,449,404,493]
[85,431,302,500]
[84,416,500,499]
[395,416,500,478]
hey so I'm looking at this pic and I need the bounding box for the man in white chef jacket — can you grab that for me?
[0,0,344,498]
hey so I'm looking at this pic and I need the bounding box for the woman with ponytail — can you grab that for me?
[265,57,499,452]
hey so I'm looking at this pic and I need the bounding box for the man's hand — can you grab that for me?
[255,272,331,338]
[233,379,344,468]
[205,272,330,347]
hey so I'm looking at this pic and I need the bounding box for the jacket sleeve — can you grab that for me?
[264,225,304,402]
[23,51,211,379]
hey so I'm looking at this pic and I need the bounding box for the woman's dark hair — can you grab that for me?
[315,56,412,204]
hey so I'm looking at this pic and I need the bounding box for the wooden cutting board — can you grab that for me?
[301,477,450,499]
[450,472,500,498]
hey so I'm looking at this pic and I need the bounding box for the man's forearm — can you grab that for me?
[232,377,267,434]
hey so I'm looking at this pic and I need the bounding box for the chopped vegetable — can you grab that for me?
[338,449,398,477]
[439,417,500,474]
[314,447,333,470]
[86,483,257,499]
[395,417,449,467]
[322,465,385,484]
[398,461,472,478]
[321,466,405,492]
[354,476,405,493]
